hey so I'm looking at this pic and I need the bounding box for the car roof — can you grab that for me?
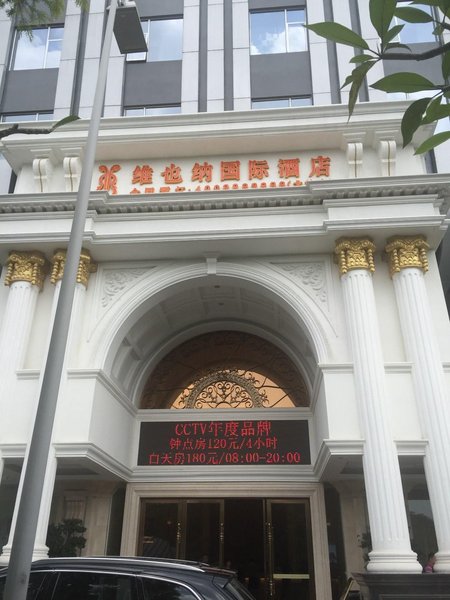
[29,557,234,578]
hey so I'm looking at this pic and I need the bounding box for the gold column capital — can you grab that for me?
[385,235,429,277]
[50,248,97,288]
[4,251,48,289]
[334,237,376,276]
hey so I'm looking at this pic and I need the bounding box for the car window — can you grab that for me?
[0,572,48,600]
[141,578,199,600]
[51,572,137,600]
[224,578,256,600]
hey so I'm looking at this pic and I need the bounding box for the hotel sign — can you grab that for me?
[138,419,310,466]
[96,154,331,196]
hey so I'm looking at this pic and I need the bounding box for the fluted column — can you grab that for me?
[386,235,450,572]
[0,251,48,562]
[50,248,97,364]
[334,238,421,573]
[0,251,47,390]
[0,249,96,563]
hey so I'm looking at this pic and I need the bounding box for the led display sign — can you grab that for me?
[138,420,310,466]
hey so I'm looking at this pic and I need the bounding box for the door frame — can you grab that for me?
[121,482,332,600]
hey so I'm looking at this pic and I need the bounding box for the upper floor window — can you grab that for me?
[252,97,312,109]
[126,17,182,62]
[11,26,63,70]
[1,112,53,122]
[250,9,307,55]
[124,105,181,116]
[393,3,436,44]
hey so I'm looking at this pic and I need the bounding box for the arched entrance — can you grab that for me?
[133,331,315,600]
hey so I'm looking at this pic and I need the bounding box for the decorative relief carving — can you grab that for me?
[101,269,148,307]
[32,157,53,193]
[378,139,396,177]
[63,156,82,192]
[50,248,97,288]
[276,262,327,305]
[334,237,376,276]
[346,141,363,178]
[4,251,47,289]
[385,235,429,277]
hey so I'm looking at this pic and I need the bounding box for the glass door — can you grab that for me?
[184,500,223,565]
[265,500,314,600]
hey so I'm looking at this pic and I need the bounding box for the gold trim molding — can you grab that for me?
[50,248,97,288]
[334,238,376,276]
[4,251,47,289]
[385,235,429,277]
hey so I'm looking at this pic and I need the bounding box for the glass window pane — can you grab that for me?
[398,4,435,43]
[46,39,62,68]
[147,106,181,115]
[0,572,48,600]
[142,578,197,600]
[149,19,182,61]
[37,112,54,120]
[287,10,304,23]
[49,26,64,40]
[291,97,312,106]
[13,28,47,70]
[124,108,146,116]
[287,22,307,51]
[250,11,286,55]
[2,113,36,122]
[52,572,137,600]
[252,99,289,108]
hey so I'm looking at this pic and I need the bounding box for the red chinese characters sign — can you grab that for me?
[96,155,332,195]
[138,420,310,466]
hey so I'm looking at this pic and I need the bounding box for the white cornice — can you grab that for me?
[0,102,434,167]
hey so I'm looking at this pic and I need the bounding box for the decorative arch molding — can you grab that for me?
[86,259,335,374]
[132,319,314,408]
[140,331,310,409]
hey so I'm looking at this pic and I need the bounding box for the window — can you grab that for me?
[393,3,436,44]
[126,18,182,62]
[124,106,181,116]
[250,9,307,55]
[252,97,312,109]
[142,578,198,600]
[1,112,53,122]
[52,572,137,600]
[0,572,48,600]
[11,26,63,70]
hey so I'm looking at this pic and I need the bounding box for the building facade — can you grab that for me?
[0,2,450,600]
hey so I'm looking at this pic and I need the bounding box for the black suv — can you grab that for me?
[0,557,257,600]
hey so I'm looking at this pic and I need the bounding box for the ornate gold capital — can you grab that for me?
[4,251,48,289]
[385,235,429,277]
[334,237,376,276]
[50,248,97,288]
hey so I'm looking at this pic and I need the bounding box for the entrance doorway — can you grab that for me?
[138,499,314,600]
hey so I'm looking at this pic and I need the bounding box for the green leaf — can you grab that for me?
[51,115,80,131]
[414,130,450,154]
[422,96,450,123]
[442,50,450,81]
[383,24,404,45]
[401,97,431,147]
[348,61,377,117]
[350,54,376,63]
[306,22,370,50]
[370,0,397,39]
[411,0,450,15]
[371,72,437,93]
[394,7,434,22]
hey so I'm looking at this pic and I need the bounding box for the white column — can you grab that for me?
[335,238,421,573]
[386,236,450,572]
[0,249,95,563]
[0,252,47,562]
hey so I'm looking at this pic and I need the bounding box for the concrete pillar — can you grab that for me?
[386,236,450,572]
[334,238,421,573]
